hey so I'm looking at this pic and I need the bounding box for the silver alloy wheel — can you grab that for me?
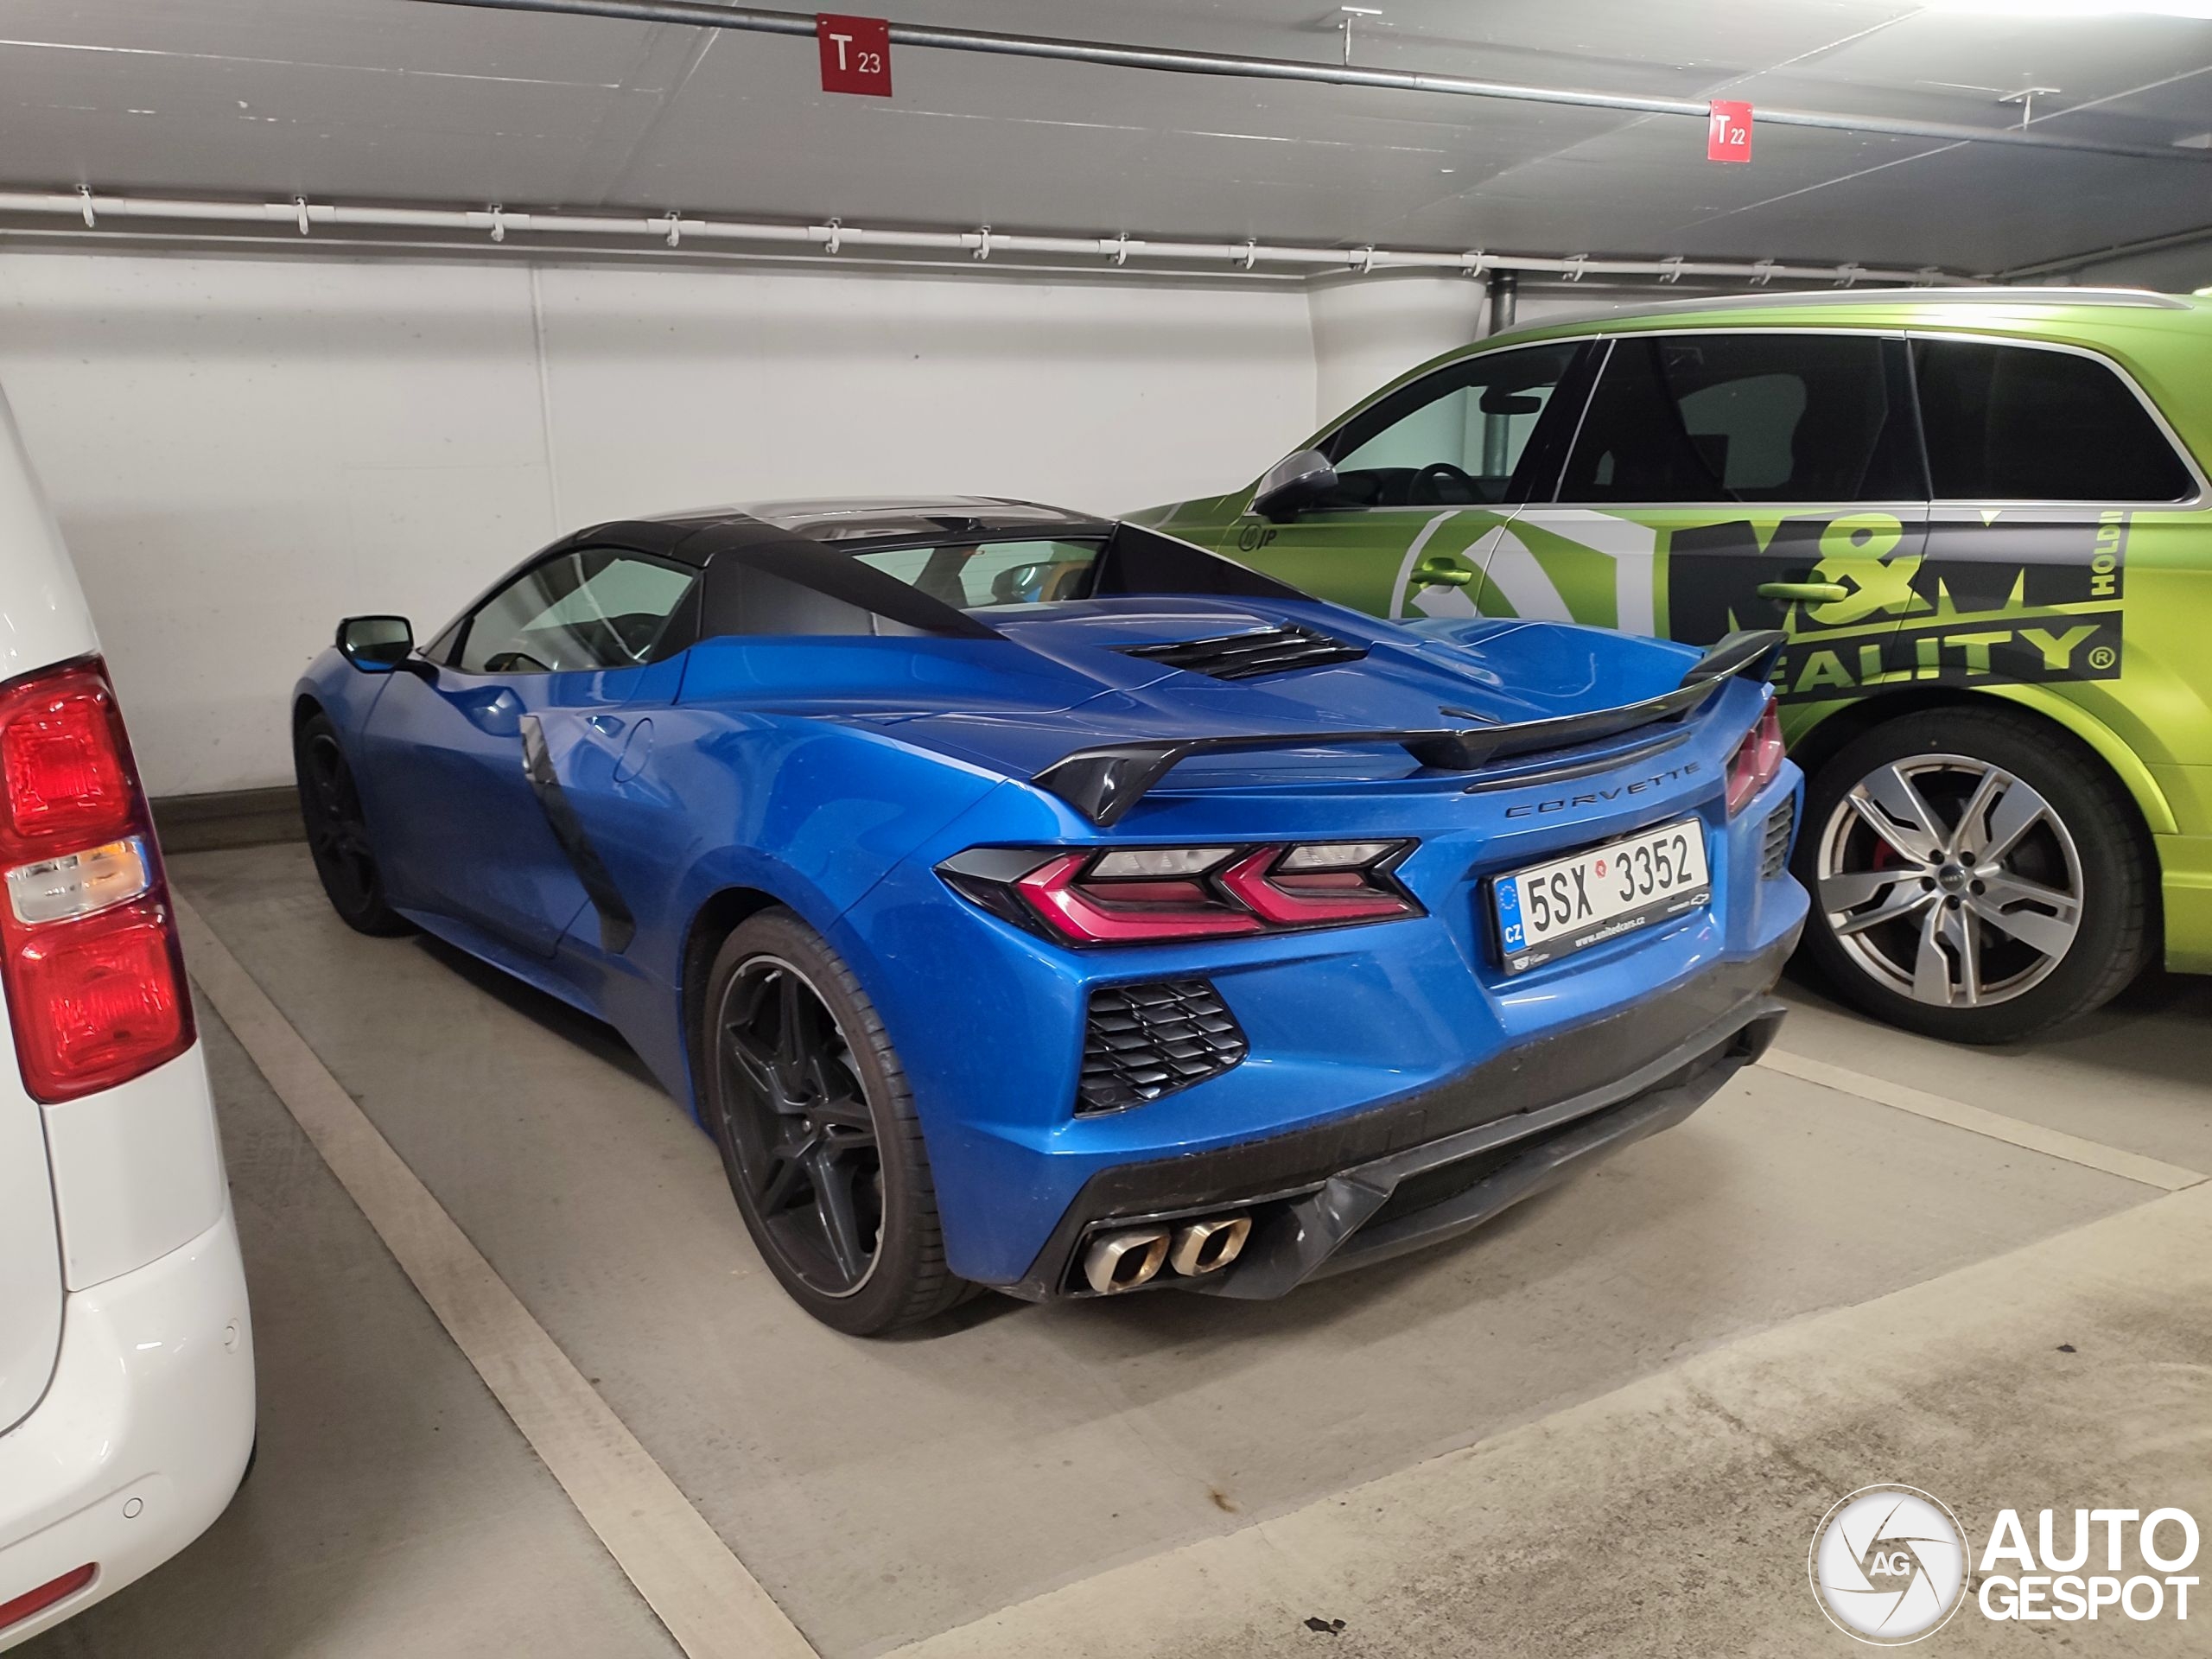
[1814,752,2084,1009]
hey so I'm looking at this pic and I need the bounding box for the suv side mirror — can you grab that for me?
[337,615,417,673]
[1251,448,1340,523]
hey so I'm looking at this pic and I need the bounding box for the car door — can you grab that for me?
[1490,331,1932,704]
[357,542,697,958]
[1910,334,2197,702]
[1222,340,1598,620]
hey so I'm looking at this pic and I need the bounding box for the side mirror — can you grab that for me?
[1251,448,1340,523]
[337,615,416,673]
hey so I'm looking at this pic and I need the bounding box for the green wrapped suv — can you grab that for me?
[1137,289,2212,1043]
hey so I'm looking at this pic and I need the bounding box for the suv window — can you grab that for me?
[1560,333,1920,505]
[1912,339,2195,502]
[455,549,696,674]
[852,538,1102,608]
[1319,341,1583,509]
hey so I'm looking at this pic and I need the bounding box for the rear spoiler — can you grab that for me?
[1032,629,1786,827]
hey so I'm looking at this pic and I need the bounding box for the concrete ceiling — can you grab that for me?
[2,0,2209,275]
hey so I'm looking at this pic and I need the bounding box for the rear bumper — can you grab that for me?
[1008,930,1794,1300]
[0,1213,255,1650]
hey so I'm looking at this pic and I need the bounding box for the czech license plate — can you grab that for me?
[1491,818,1710,974]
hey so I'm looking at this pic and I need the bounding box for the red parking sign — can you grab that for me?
[818,15,892,97]
[1707,99,1752,163]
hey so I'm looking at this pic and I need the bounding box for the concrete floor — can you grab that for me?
[23,842,2212,1657]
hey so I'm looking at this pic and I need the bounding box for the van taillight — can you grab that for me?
[0,658,191,1102]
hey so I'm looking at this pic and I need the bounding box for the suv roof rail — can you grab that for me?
[1524,285,2193,331]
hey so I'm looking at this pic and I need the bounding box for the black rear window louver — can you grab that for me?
[1119,625,1368,681]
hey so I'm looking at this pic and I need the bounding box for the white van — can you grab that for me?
[0,387,253,1649]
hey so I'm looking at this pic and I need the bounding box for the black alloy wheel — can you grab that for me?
[294,711,410,936]
[715,954,885,1298]
[700,909,969,1335]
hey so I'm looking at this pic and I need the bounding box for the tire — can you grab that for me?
[698,909,969,1335]
[1794,705,2152,1045]
[293,711,412,937]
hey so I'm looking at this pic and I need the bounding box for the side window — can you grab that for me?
[852,539,1103,609]
[1560,334,1920,505]
[1319,341,1583,509]
[455,549,696,675]
[1912,339,2196,503]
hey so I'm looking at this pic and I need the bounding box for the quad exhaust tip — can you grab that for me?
[1083,1228,1170,1294]
[1083,1214,1253,1294]
[1170,1214,1252,1276]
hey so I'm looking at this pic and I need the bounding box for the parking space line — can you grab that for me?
[1759,1046,2207,1192]
[175,898,820,1659]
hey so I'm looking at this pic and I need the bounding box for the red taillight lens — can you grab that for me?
[0,657,193,1102]
[10,902,189,1096]
[1726,697,1785,817]
[0,1563,97,1633]
[0,682,132,850]
[1015,852,1264,944]
[948,841,1420,946]
[1217,848,1417,925]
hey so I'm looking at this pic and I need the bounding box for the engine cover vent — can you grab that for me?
[1119,625,1368,680]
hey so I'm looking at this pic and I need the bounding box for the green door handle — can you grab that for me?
[1758,581,1849,604]
[1414,557,1476,589]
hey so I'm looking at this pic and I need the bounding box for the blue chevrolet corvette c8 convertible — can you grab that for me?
[293,498,1807,1333]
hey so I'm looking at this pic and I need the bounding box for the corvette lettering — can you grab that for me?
[1504,760,1704,817]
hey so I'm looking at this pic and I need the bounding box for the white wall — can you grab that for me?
[2058,247,2211,293]
[0,251,1315,794]
[1305,276,1487,429]
[1300,277,1754,433]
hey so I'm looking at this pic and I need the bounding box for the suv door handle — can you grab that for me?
[1758,581,1848,603]
[1413,556,1476,589]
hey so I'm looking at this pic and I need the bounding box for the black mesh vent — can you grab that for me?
[1762,796,1796,879]
[1119,625,1368,680]
[1077,980,1249,1114]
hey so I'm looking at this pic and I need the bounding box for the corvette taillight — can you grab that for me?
[0,657,192,1101]
[1726,697,1785,817]
[941,841,1420,946]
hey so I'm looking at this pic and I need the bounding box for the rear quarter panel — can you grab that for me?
[543,683,1008,1111]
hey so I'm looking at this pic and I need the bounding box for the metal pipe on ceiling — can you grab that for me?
[1484,270,1518,336]
[411,0,2209,164]
[1998,220,2212,280]
[0,189,1967,287]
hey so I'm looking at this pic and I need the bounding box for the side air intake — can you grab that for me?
[1119,625,1367,680]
